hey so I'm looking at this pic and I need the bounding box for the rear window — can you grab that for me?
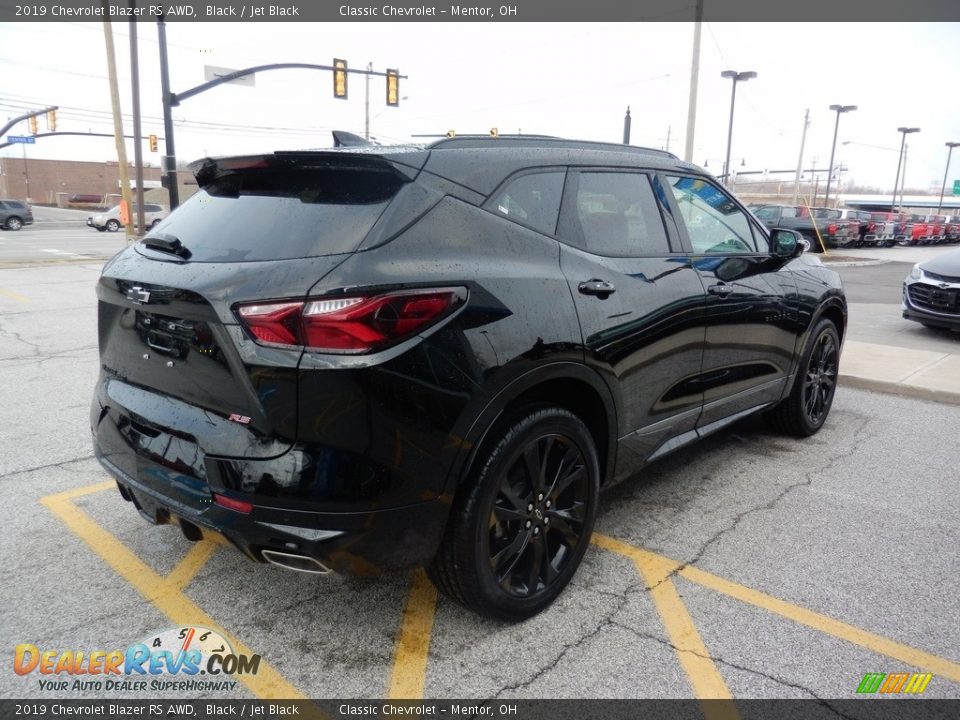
[148,168,403,262]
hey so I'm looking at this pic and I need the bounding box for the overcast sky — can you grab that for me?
[2,21,959,195]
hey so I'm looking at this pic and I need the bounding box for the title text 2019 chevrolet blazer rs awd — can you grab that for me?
[92,136,845,620]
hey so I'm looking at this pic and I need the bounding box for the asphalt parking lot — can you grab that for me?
[1,228,958,704]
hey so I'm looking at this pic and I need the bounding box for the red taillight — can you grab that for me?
[827,223,837,234]
[214,493,253,514]
[237,288,466,354]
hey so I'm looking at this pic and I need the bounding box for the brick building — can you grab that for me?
[0,157,196,207]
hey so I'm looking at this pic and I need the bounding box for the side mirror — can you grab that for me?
[771,228,806,258]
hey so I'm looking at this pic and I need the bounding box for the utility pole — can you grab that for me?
[364,61,372,140]
[103,17,135,238]
[622,107,631,145]
[664,125,672,153]
[683,0,703,163]
[791,109,809,205]
[129,0,145,236]
[21,143,30,200]
[157,15,180,209]
[899,144,908,213]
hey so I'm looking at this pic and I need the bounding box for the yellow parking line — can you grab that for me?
[50,479,115,501]
[0,287,30,302]
[165,541,220,592]
[387,568,438,699]
[592,534,736,709]
[594,533,960,686]
[41,485,305,699]
[679,564,960,684]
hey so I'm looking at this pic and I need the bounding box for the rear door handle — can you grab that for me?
[578,279,616,297]
[707,283,734,297]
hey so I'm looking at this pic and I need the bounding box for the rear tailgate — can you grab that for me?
[93,149,431,505]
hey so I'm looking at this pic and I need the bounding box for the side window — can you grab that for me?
[754,207,778,223]
[489,171,564,236]
[780,206,798,219]
[574,172,670,256]
[666,175,759,254]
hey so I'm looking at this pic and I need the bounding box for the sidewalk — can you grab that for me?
[814,249,960,405]
[836,296,960,405]
[840,340,960,405]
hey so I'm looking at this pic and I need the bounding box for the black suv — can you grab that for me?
[0,199,33,230]
[91,136,845,620]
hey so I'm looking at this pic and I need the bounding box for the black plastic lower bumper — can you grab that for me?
[94,446,450,576]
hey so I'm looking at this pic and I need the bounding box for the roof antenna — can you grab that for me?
[332,130,373,147]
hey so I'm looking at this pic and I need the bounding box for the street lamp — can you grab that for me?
[937,141,960,214]
[891,127,920,212]
[720,70,756,187]
[824,104,857,208]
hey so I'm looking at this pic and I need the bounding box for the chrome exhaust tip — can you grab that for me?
[261,549,332,575]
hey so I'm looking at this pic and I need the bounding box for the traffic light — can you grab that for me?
[386,68,399,107]
[46,110,57,131]
[446,130,456,138]
[333,58,348,99]
[148,134,158,152]
[28,115,38,134]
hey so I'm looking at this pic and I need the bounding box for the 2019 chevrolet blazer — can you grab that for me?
[91,136,846,620]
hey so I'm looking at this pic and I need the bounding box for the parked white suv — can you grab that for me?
[87,203,167,232]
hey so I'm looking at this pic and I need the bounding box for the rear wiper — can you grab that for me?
[141,232,192,259]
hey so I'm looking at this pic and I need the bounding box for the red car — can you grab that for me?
[924,215,949,243]
[897,213,929,245]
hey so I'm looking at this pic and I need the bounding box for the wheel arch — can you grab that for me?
[815,297,847,345]
[446,363,618,496]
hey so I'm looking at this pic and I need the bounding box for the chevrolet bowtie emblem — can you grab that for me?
[126,286,151,304]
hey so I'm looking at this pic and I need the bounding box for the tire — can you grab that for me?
[768,318,840,437]
[428,406,600,622]
[106,219,120,232]
[5,216,23,231]
[149,219,160,230]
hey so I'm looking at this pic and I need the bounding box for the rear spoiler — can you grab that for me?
[190,132,429,187]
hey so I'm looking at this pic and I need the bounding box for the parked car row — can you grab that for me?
[749,203,960,250]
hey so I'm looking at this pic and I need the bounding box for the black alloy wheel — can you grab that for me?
[428,406,599,621]
[488,433,589,598]
[802,330,838,427]
[768,318,840,437]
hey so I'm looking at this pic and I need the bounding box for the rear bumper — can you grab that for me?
[94,444,449,575]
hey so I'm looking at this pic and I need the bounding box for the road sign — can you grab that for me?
[6,135,35,144]
[204,65,255,87]
[953,179,960,195]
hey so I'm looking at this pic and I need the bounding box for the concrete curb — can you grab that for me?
[840,373,960,406]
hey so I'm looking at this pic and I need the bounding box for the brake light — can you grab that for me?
[827,223,837,234]
[237,288,466,353]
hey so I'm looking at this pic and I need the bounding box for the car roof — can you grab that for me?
[193,134,708,199]
[422,136,702,196]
